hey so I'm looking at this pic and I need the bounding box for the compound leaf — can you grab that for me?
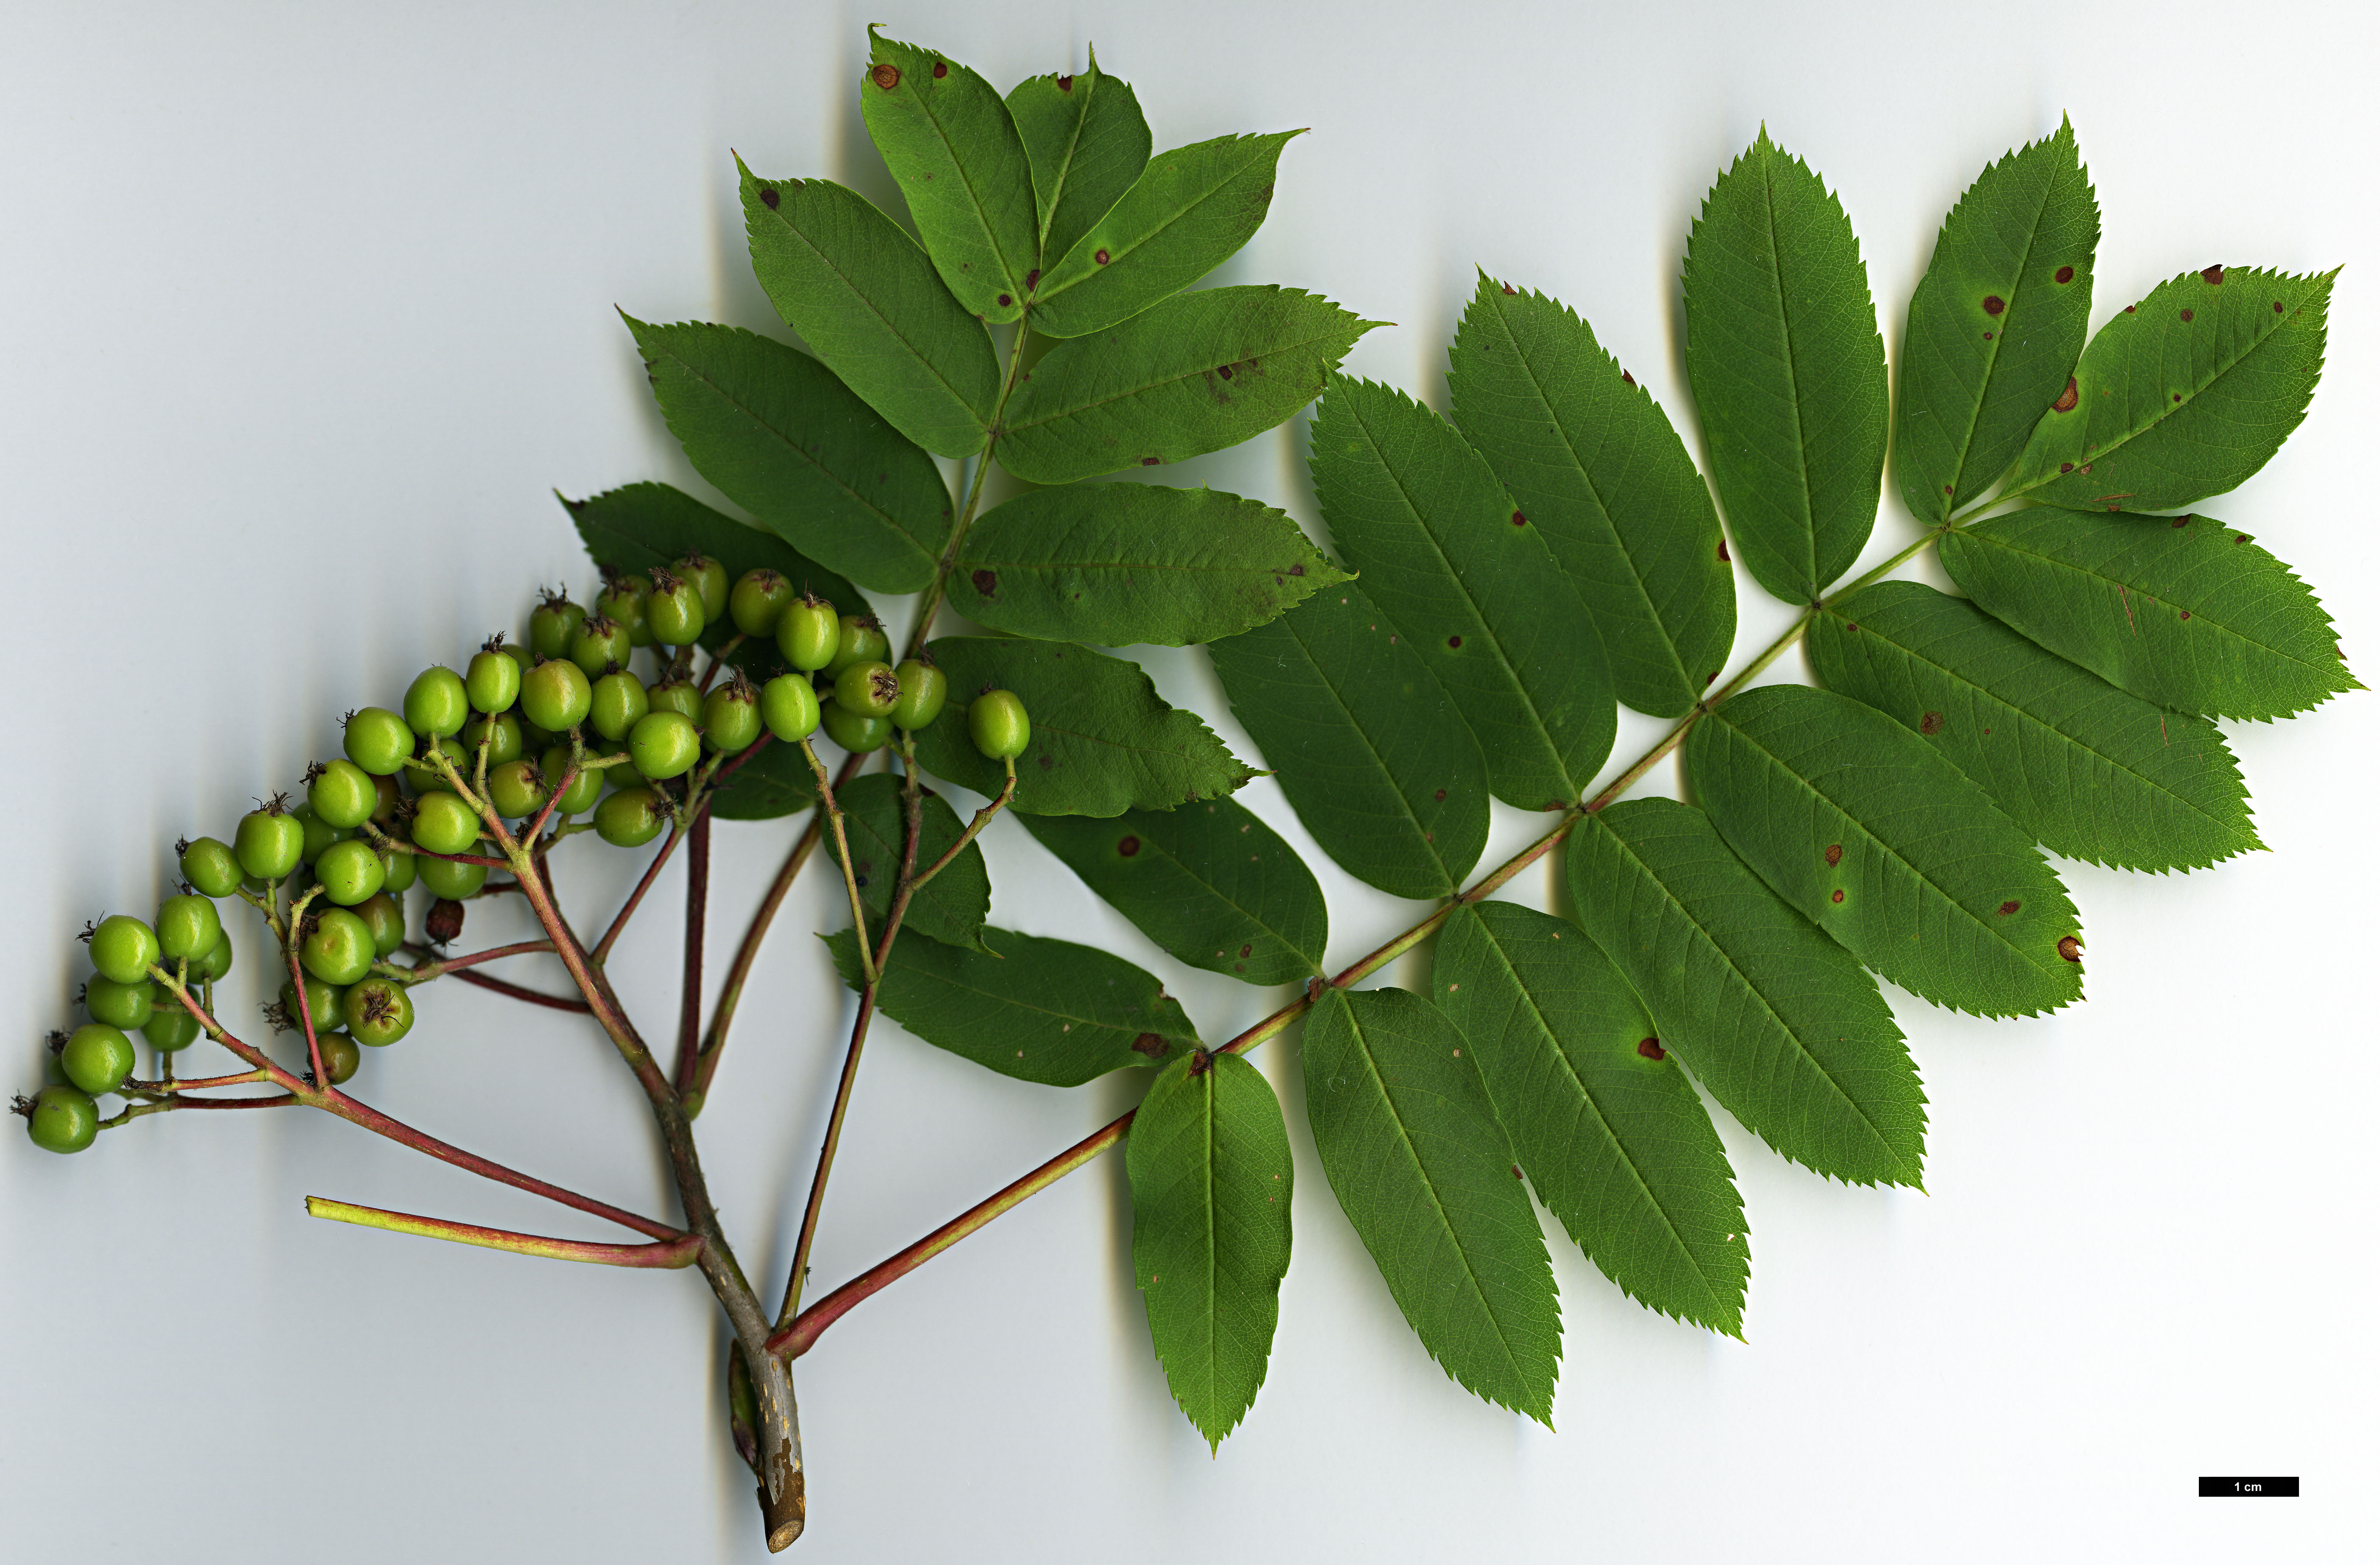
[2008,266,2335,513]
[997,285,1375,486]
[739,164,998,459]
[949,483,1347,647]
[834,773,992,950]
[1683,130,1888,603]
[859,29,1038,324]
[1127,1049,1295,1450]
[1686,683,2084,1018]
[1566,799,1926,1187]
[1021,796,1324,986]
[1311,376,1616,809]
[1448,274,1736,718]
[1810,581,2260,873]
[1938,508,2359,720]
[1030,131,1302,339]
[1896,123,2100,524]
[1434,903,1748,1336]
[1005,51,1152,276]
[826,925,1195,1087]
[1302,987,1560,1422]
[1208,582,1489,901]
[622,317,949,593]
[910,636,1256,816]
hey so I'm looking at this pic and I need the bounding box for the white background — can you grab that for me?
[3,2,2374,1560]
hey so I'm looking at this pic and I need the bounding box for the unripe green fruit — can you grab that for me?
[629,710,702,780]
[281,974,346,1031]
[418,855,487,899]
[412,733,469,791]
[678,554,728,621]
[143,1006,202,1053]
[378,841,417,895]
[344,707,417,775]
[589,671,649,742]
[371,773,401,826]
[308,758,378,830]
[465,712,525,768]
[597,578,652,647]
[410,792,482,856]
[235,805,305,881]
[466,648,523,714]
[731,568,795,637]
[520,658,592,733]
[759,675,820,742]
[834,660,901,719]
[529,593,587,660]
[316,1031,363,1085]
[570,615,634,677]
[25,1084,97,1154]
[540,747,603,815]
[89,914,161,985]
[646,571,706,647]
[85,975,154,1030]
[404,666,470,738]
[62,1024,135,1096]
[820,699,893,754]
[190,928,235,983]
[774,596,841,672]
[302,908,375,986]
[595,787,668,848]
[890,660,948,731]
[314,838,387,906]
[343,978,416,1047]
[703,685,762,753]
[155,894,222,962]
[968,689,1031,761]
[180,836,243,899]
[291,803,351,865]
[353,891,405,959]
[822,615,890,679]
[487,758,546,819]
[646,679,702,722]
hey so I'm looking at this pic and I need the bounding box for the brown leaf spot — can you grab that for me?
[1094,248,1112,265]
[1825,843,1842,866]
[2179,609,2192,620]
[2274,301,2285,313]
[1446,634,1462,649]
[1982,332,1994,340]
[1186,1048,1213,1076]
[2201,265,2223,285]
[1982,294,2006,316]
[1289,563,1305,576]
[870,63,901,90]
[2234,534,2248,544]
[1500,282,1515,294]
[1140,456,1159,466]
[2172,516,2189,528]
[1056,74,1073,91]
[1434,788,1448,802]
[1716,537,1730,562]
[931,61,948,78]
[1705,671,1718,685]
[1025,268,1039,291]
[997,293,1012,308]
[1831,889,1845,904]
[2125,305,2136,313]
[1240,944,1252,958]
[1511,511,1526,527]
[1117,835,1140,858]
[1218,364,1234,380]
[1133,1033,1170,1058]
[2055,265,2075,284]
[1945,484,1955,496]
[1637,1037,1666,1062]
[2057,936,2083,963]
[759,187,781,210]
[2052,377,2079,413]
[2060,462,2074,474]
[2180,308,2194,323]
[1621,369,1635,386]
[2173,393,2182,402]
[1919,711,1944,735]
[971,568,997,598]
[1998,900,2021,916]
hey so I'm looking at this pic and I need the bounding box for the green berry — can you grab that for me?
[487,758,546,819]
[190,928,235,983]
[529,590,588,660]
[703,682,762,753]
[411,733,469,791]
[180,836,243,898]
[85,975,154,1030]
[759,675,820,742]
[409,792,482,857]
[281,974,346,1031]
[821,614,890,679]
[353,891,406,958]
[314,838,387,906]
[378,840,417,895]
[418,855,488,900]
[143,1006,202,1053]
[629,710,702,780]
[968,689,1031,761]
[678,553,728,621]
[371,773,401,826]
[308,758,379,830]
[820,699,893,754]
[774,595,842,672]
[521,658,593,732]
[343,707,417,776]
[646,569,707,647]
[292,802,351,865]
[24,1084,98,1154]
[89,914,161,985]
[597,576,653,648]
[465,712,525,768]
[466,646,523,714]
[235,803,306,881]
[589,671,650,742]
[403,666,470,738]
[731,568,795,637]
[595,787,669,848]
[343,978,416,1047]
[316,1031,363,1085]
[646,679,703,721]
[540,747,603,815]
[155,894,221,962]
[890,660,948,731]
[61,1024,134,1096]
[570,614,634,677]
[833,660,900,719]
[302,908,375,986]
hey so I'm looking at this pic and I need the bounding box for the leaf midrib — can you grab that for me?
[1757,145,1823,595]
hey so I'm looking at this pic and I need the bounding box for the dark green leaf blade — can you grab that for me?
[1207,583,1488,900]
[833,774,991,950]
[1020,796,1326,986]
[1682,130,1889,603]
[949,483,1347,647]
[1448,275,1736,718]
[1302,987,1560,1421]
[909,637,1255,816]
[1938,508,2359,720]
[1896,123,2100,524]
[1311,376,1616,809]
[859,29,1038,324]
[997,286,1375,486]
[1811,581,2260,872]
[825,925,1195,1086]
[1687,683,2083,1017]
[2009,266,2335,512]
[708,740,817,822]
[1567,799,1926,1186]
[622,317,949,594]
[739,164,998,459]
[1127,1049,1294,1450]
[1435,903,1747,1336]
[1030,132,1302,338]
[1005,51,1152,274]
